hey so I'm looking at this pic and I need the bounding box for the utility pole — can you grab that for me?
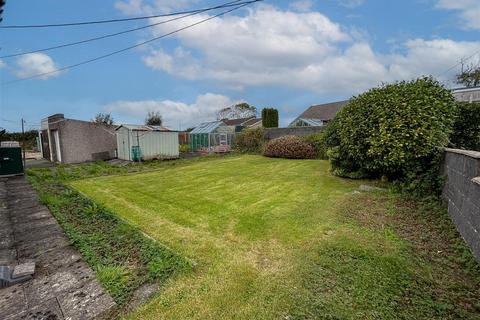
[21,118,26,168]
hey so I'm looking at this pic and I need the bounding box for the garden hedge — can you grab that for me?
[450,102,480,151]
[326,77,457,195]
[264,135,316,159]
[234,127,265,154]
[302,132,328,159]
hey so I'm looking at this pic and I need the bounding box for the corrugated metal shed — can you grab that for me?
[190,121,224,134]
[116,125,179,161]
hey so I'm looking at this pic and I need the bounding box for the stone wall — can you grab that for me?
[264,126,324,140]
[442,148,480,262]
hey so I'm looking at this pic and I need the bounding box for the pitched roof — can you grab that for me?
[298,100,348,121]
[116,124,172,131]
[242,118,262,126]
[222,117,255,126]
[190,121,224,134]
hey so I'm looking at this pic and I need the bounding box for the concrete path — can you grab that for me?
[0,176,115,319]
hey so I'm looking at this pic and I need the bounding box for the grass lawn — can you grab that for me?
[70,155,480,319]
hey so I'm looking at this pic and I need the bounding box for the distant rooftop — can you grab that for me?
[297,100,348,122]
[116,124,172,131]
[452,86,480,93]
[222,117,255,126]
[453,86,480,103]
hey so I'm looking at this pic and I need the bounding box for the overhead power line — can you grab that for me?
[0,0,244,29]
[0,0,250,59]
[436,48,480,78]
[2,1,259,84]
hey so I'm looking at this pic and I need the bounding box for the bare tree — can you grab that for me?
[92,113,114,125]
[145,111,163,126]
[216,102,256,120]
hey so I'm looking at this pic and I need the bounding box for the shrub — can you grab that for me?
[449,102,480,151]
[263,135,316,159]
[262,108,279,128]
[302,132,328,159]
[234,127,265,153]
[327,77,457,195]
[179,144,190,153]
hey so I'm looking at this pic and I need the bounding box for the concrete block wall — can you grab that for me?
[264,126,324,140]
[49,119,117,163]
[442,148,480,262]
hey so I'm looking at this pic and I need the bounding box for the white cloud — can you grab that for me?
[436,0,480,30]
[289,0,314,12]
[338,0,365,9]
[14,53,61,80]
[115,0,198,15]
[110,3,480,95]
[0,59,5,69]
[387,39,480,80]
[137,4,480,94]
[104,93,236,128]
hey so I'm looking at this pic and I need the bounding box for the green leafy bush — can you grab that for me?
[449,102,480,151]
[327,77,457,195]
[234,127,265,153]
[264,135,316,159]
[179,144,190,153]
[302,132,328,159]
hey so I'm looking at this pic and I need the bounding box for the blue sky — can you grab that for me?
[0,0,479,132]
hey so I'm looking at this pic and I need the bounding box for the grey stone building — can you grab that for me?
[39,114,117,164]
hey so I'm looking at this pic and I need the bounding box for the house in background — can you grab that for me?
[115,124,178,161]
[222,116,262,131]
[289,101,348,127]
[453,86,480,103]
[40,114,116,164]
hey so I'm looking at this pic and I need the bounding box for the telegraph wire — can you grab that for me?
[0,0,252,58]
[2,1,257,84]
[436,48,480,78]
[0,0,246,29]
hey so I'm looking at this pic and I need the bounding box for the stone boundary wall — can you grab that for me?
[442,148,480,262]
[264,126,324,140]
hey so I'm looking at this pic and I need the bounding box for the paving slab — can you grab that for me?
[5,297,64,320]
[12,262,36,279]
[0,284,28,319]
[0,176,115,319]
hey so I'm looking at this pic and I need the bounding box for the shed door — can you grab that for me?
[219,133,227,145]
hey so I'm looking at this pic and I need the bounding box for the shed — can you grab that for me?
[116,124,179,161]
[39,114,116,164]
